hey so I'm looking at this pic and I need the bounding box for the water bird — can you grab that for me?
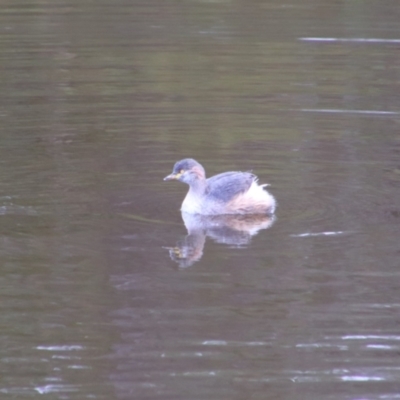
[164,158,276,215]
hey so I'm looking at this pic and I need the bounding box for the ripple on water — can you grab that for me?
[283,186,351,235]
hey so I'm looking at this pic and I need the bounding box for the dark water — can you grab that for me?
[1,0,400,399]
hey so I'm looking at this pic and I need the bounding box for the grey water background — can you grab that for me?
[1,1,400,399]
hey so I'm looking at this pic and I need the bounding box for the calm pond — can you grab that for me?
[1,0,400,399]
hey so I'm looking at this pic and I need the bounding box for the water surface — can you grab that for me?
[1,0,400,399]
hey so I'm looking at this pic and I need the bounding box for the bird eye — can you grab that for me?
[180,169,185,174]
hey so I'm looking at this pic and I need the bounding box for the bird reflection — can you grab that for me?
[165,212,275,268]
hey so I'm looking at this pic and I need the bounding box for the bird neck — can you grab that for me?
[188,176,208,196]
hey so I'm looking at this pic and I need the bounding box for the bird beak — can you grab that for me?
[163,172,180,181]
